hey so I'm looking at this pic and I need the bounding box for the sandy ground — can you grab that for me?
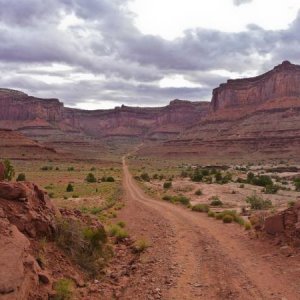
[119,157,300,300]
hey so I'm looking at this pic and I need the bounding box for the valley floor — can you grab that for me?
[120,157,300,300]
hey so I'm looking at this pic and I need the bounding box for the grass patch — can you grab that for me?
[191,203,209,213]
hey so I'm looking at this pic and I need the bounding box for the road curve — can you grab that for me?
[121,157,300,300]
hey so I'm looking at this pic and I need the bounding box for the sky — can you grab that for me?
[1,0,300,109]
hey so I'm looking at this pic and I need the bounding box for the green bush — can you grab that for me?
[239,184,245,188]
[141,172,150,182]
[246,194,272,210]
[191,204,209,213]
[40,166,53,171]
[108,224,128,242]
[163,181,172,189]
[244,222,252,230]
[288,200,296,207]
[210,196,223,207]
[162,194,190,206]
[56,219,111,277]
[106,176,115,182]
[207,210,215,218]
[195,189,203,196]
[133,239,149,253]
[3,159,15,181]
[67,167,74,171]
[190,168,203,182]
[54,278,74,300]
[66,183,74,192]
[86,173,97,183]
[223,214,233,223]
[16,173,26,182]
[294,178,300,191]
[264,184,279,194]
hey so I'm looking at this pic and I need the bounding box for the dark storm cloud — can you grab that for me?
[0,0,300,107]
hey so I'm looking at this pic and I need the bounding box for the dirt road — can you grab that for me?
[120,157,300,300]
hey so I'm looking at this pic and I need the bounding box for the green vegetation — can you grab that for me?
[247,172,273,187]
[209,196,223,207]
[207,210,216,218]
[223,214,233,223]
[3,159,15,181]
[56,218,112,277]
[108,224,129,242]
[246,194,272,210]
[263,184,279,194]
[40,165,53,171]
[191,203,209,212]
[163,181,172,189]
[54,278,74,300]
[140,172,150,182]
[294,178,300,191]
[194,189,203,196]
[85,173,97,183]
[66,183,74,192]
[16,173,26,182]
[133,238,150,253]
[162,194,190,206]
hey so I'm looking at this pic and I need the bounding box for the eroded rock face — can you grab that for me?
[263,202,300,247]
[0,182,57,299]
[211,61,300,111]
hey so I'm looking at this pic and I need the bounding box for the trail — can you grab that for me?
[120,157,300,300]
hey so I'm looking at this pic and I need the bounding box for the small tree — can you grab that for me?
[140,173,150,182]
[66,183,74,192]
[86,173,97,183]
[16,173,26,182]
[3,159,15,181]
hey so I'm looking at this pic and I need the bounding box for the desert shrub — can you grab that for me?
[207,210,215,218]
[16,173,26,182]
[246,172,255,183]
[294,178,300,191]
[66,183,74,192]
[180,170,189,178]
[48,192,55,198]
[140,172,150,182]
[288,200,296,207]
[86,173,97,183]
[264,184,279,194]
[152,174,159,179]
[239,184,245,188]
[106,176,115,182]
[191,204,209,213]
[244,222,252,230]
[63,196,68,200]
[249,174,273,187]
[3,159,15,181]
[54,278,74,300]
[108,224,128,242]
[133,239,149,253]
[40,165,53,171]
[117,221,126,228]
[67,167,74,171]
[90,167,96,171]
[90,207,102,215]
[190,168,203,182]
[195,189,203,196]
[246,194,272,210]
[162,194,190,206]
[223,214,233,223]
[215,213,223,220]
[210,196,223,206]
[215,172,222,182]
[72,194,79,198]
[202,169,209,176]
[158,174,164,180]
[163,181,172,189]
[56,219,111,277]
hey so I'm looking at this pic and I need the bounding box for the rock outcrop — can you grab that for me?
[263,202,300,247]
[211,61,300,112]
[0,181,56,299]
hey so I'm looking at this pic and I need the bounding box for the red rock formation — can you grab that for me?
[211,61,300,112]
[0,182,57,299]
[263,201,300,247]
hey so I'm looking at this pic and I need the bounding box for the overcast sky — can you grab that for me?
[1,0,300,109]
